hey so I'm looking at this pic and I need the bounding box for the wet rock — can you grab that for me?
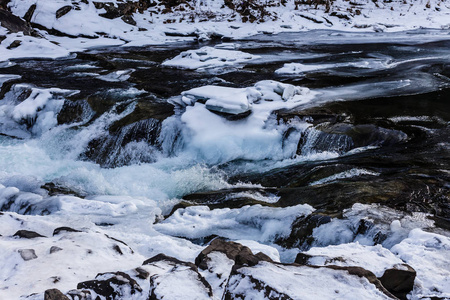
[14,230,46,239]
[276,214,332,249]
[143,253,214,299]
[181,187,278,210]
[41,182,87,198]
[19,249,37,261]
[380,265,416,300]
[77,271,143,300]
[50,246,63,254]
[56,6,72,19]
[44,288,70,300]
[196,239,273,270]
[53,227,82,236]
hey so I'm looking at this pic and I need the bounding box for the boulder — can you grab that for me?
[55,6,72,19]
[13,230,46,239]
[195,239,272,270]
[380,265,416,300]
[77,271,143,300]
[143,253,213,299]
[224,262,397,299]
[44,289,70,300]
[0,9,35,36]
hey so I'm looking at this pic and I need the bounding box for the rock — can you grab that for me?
[134,267,149,279]
[7,40,21,49]
[50,246,63,254]
[41,182,87,198]
[19,249,37,261]
[143,253,213,299]
[121,15,136,25]
[276,214,332,249]
[77,271,143,300]
[196,239,273,270]
[44,288,70,300]
[53,227,82,235]
[56,6,72,19]
[14,230,46,239]
[380,264,416,300]
[0,9,34,35]
[23,4,36,22]
[225,262,396,299]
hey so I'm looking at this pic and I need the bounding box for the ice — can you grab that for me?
[311,203,436,249]
[162,46,260,70]
[154,204,314,243]
[391,229,450,300]
[309,168,380,186]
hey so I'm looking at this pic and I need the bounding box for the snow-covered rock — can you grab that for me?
[162,46,259,70]
[225,261,396,299]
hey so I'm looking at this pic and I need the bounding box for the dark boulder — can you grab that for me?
[44,289,70,300]
[14,230,46,239]
[56,6,72,19]
[380,264,416,300]
[195,239,272,270]
[53,227,82,236]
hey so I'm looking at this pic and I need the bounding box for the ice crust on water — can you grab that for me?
[162,46,260,70]
[311,203,436,249]
[154,204,315,243]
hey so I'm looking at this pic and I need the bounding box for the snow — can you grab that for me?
[391,229,450,300]
[176,80,317,164]
[162,46,260,70]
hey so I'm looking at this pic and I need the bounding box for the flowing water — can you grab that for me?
[0,29,449,254]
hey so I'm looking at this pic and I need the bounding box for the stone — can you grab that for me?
[7,40,21,49]
[44,288,70,300]
[56,6,72,19]
[195,239,272,270]
[50,246,63,254]
[53,227,82,235]
[19,249,37,261]
[14,230,46,239]
[0,9,34,35]
[77,271,143,300]
[380,264,416,300]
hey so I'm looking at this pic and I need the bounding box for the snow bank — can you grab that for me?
[391,229,450,300]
